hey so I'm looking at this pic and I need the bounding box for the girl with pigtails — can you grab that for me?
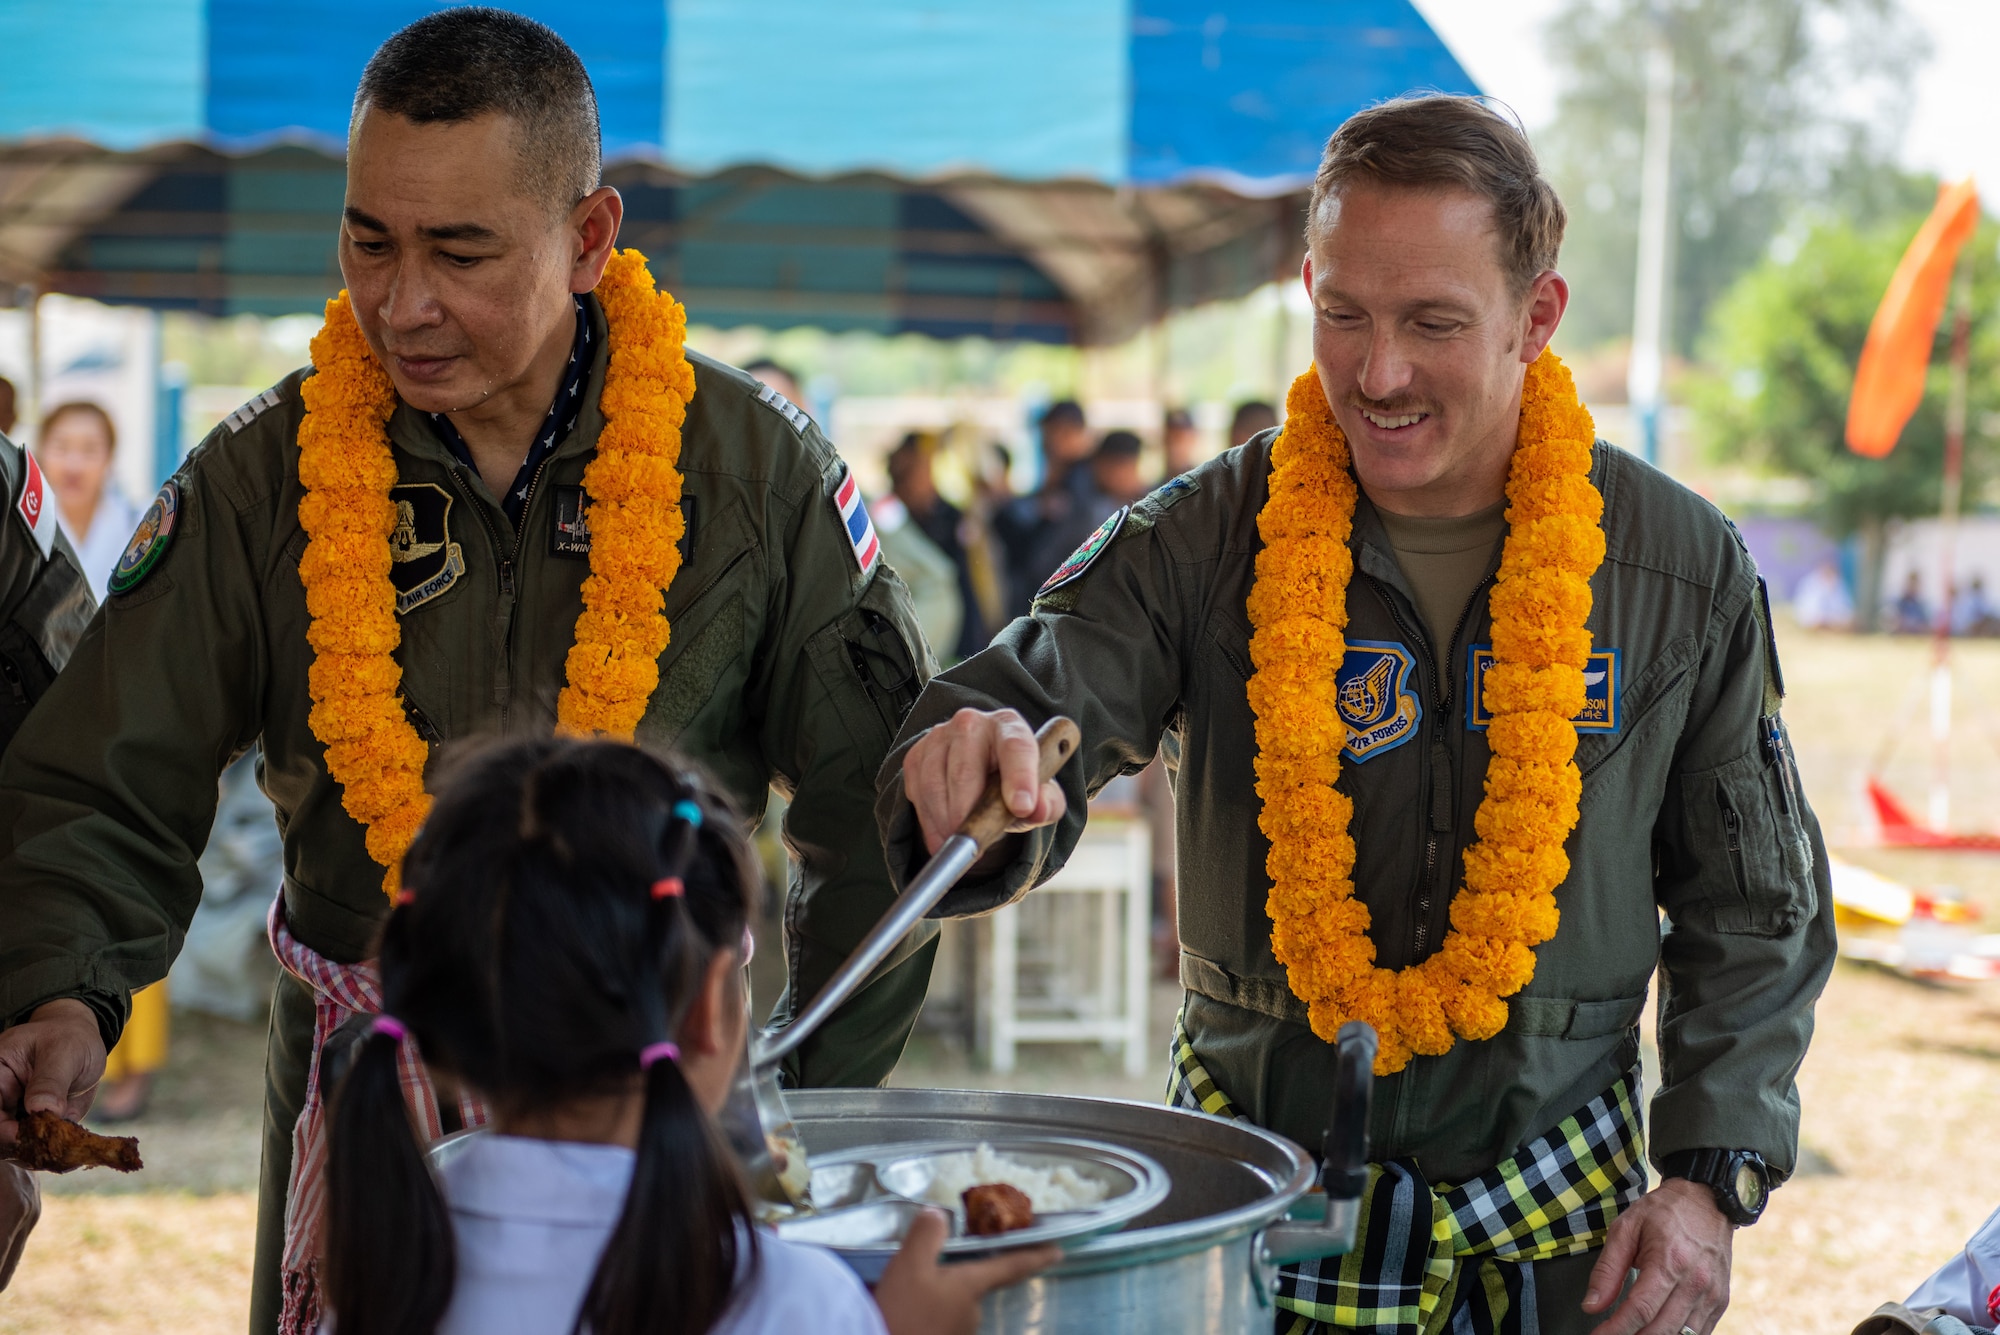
[319,736,1052,1335]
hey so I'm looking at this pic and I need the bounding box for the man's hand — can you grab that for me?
[0,999,107,1149]
[1583,1178,1734,1335]
[873,1208,1058,1335]
[0,1161,38,1291]
[904,708,1067,856]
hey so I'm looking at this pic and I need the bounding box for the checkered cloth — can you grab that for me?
[1169,1011,1646,1335]
[266,898,488,1335]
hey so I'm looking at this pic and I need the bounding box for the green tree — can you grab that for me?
[1688,211,2000,621]
[1539,0,1927,353]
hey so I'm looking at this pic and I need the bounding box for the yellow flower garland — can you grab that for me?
[298,249,692,896]
[1250,350,1604,1074]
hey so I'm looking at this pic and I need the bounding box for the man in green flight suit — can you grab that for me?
[886,98,1835,1335]
[0,11,934,1331]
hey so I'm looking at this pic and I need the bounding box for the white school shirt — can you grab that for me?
[433,1134,888,1335]
[54,485,143,598]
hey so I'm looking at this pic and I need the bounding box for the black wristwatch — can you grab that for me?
[1660,1148,1770,1226]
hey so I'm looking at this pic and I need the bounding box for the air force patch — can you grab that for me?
[387,483,464,614]
[1037,505,1129,598]
[1466,645,1620,732]
[1336,640,1422,762]
[108,480,179,595]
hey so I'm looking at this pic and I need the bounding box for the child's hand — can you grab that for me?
[874,1208,1059,1335]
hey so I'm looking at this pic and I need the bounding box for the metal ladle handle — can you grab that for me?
[755,715,1081,1067]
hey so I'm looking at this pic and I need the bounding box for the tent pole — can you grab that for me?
[1927,259,1974,830]
[24,286,41,435]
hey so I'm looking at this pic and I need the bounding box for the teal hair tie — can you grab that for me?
[672,799,703,830]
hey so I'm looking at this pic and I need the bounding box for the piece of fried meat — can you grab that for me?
[962,1182,1034,1236]
[13,1110,142,1174]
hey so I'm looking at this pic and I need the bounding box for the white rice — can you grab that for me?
[920,1143,1112,1215]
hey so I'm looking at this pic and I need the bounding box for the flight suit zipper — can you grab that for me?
[446,453,557,727]
[1367,571,1496,962]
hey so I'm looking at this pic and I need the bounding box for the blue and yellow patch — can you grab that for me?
[1466,645,1621,732]
[1336,640,1422,762]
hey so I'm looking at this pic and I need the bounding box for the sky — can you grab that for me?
[1412,0,2000,202]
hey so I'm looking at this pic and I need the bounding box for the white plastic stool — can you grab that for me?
[983,815,1151,1076]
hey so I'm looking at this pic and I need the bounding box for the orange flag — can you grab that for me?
[1846,179,1981,457]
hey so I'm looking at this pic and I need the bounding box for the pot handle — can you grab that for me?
[1256,1020,1377,1271]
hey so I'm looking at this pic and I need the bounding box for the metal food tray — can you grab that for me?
[772,1136,1171,1275]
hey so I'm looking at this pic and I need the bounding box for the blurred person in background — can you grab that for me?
[1089,429,1148,506]
[992,400,1113,622]
[1227,399,1277,448]
[35,405,163,1118]
[870,485,961,666]
[746,357,806,412]
[1891,571,1931,634]
[36,401,143,596]
[0,377,15,436]
[1163,406,1202,478]
[887,431,987,661]
[1792,559,1854,631]
[1951,575,1997,637]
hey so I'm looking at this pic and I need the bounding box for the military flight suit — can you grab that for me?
[0,297,934,1332]
[877,433,1836,1320]
[0,435,94,1295]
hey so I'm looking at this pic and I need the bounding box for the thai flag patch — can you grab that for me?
[834,466,880,573]
[14,448,56,559]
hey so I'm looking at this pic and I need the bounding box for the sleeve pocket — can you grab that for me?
[1678,742,1814,936]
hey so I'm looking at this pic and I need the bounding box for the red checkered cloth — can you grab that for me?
[266,898,488,1335]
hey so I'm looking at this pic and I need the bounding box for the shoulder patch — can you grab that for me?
[13,447,56,559]
[834,465,880,573]
[222,386,284,435]
[386,483,466,613]
[1037,505,1129,600]
[1144,473,1200,513]
[753,383,813,436]
[108,480,180,595]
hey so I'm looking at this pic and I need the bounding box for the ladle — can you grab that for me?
[721,715,1082,1209]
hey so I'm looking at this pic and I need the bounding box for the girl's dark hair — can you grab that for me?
[323,736,760,1335]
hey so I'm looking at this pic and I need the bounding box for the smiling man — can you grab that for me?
[0,11,937,1332]
[882,97,1835,1335]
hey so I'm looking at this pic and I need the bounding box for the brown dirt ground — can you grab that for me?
[10,619,2000,1333]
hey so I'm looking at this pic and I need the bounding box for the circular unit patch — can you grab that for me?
[108,480,180,596]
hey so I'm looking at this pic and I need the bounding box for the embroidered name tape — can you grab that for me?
[835,466,880,573]
[1466,645,1621,732]
[13,449,56,560]
[1336,640,1422,762]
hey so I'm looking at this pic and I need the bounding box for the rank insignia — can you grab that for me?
[550,485,591,559]
[386,483,465,614]
[1335,640,1423,762]
[1466,645,1620,732]
[108,479,179,596]
[1037,505,1129,598]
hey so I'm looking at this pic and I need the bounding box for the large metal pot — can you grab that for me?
[788,1086,1355,1334]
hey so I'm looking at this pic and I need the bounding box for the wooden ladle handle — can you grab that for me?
[957,716,1082,854]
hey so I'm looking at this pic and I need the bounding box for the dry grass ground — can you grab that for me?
[9,619,2000,1334]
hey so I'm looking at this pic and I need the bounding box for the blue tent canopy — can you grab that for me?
[0,1,1476,340]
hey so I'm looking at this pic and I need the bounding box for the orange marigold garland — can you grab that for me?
[1250,350,1604,1074]
[298,249,692,896]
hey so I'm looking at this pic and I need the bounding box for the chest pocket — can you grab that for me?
[1678,723,1813,936]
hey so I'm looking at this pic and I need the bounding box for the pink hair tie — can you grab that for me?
[371,1015,409,1043]
[639,1041,681,1070]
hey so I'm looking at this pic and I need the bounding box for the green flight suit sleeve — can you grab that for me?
[763,446,940,1088]
[1649,570,1835,1181]
[0,442,266,1047]
[872,495,1195,916]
